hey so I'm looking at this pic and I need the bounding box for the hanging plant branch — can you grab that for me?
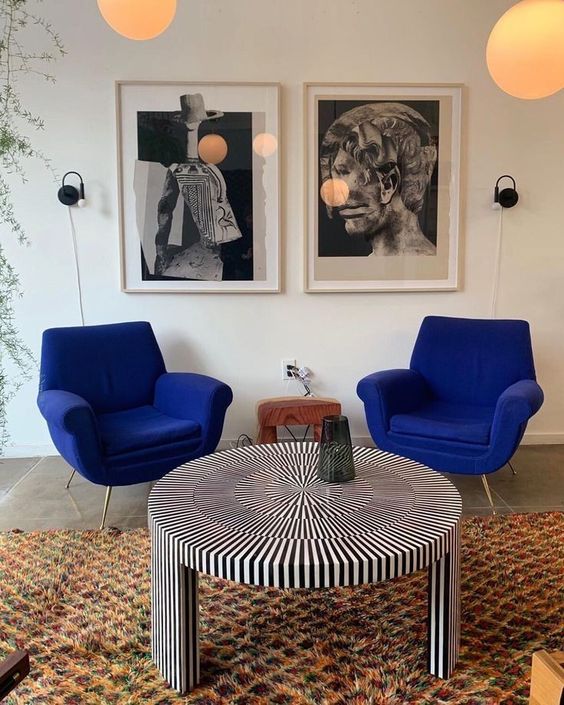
[0,0,64,450]
[0,245,34,448]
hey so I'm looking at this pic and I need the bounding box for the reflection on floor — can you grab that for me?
[0,445,562,531]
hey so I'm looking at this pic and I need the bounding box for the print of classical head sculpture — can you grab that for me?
[320,102,438,256]
[154,93,242,277]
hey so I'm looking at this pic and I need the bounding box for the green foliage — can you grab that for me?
[0,0,64,450]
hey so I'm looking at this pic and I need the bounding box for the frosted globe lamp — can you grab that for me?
[486,0,564,99]
[253,133,278,158]
[320,178,349,207]
[198,135,228,165]
[97,0,177,40]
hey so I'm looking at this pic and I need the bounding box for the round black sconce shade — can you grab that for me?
[57,171,85,207]
[494,175,519,209]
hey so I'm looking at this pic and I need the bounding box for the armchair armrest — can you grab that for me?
[154,373,233,455]
[38,390,96,433]
[357,369,431,443]
[37,390,104,483]
[491,379,544,438]
[357,369,431,429]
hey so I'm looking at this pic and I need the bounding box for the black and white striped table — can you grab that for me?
[148,442,462,693]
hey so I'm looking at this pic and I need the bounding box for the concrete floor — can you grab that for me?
[0,445,562,531]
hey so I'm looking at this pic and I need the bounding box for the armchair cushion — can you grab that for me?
[98,405,201,456]
[390,401,494,446]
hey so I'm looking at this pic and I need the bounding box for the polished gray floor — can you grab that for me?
[0,445,562,531]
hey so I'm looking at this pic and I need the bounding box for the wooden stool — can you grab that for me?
[256,396,341,444]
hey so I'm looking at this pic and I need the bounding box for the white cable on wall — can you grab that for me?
[68,208,85,326]
[490,207,504,318]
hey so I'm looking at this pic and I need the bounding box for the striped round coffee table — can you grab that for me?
[148,442,462,693]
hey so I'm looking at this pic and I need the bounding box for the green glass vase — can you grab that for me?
[317,415,355,483]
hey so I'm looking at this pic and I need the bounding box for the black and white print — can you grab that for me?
[318,100,439,258]
[137,93,254,283]
[117,82,280,293]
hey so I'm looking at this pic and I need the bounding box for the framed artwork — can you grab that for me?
[304,83,463,292]
[116,81,280,292]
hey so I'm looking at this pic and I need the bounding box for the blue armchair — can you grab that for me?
[357,316,543,509]
[37,321,233,527]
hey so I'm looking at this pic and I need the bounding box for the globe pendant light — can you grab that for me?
[97,0,177,41]
[198,134,228,166]
[320,178,349,208]
[253,133,278,158]
[486,0,564,99]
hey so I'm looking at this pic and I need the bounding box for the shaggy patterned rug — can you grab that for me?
[0,513,562,705]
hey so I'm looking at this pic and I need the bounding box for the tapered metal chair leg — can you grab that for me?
[100,486,112,530]
[65,469,76,489]
[480,475,496,515]
[508,460,517,476]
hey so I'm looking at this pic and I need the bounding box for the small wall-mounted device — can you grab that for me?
[57,171,86,207]
[494,175,519,209]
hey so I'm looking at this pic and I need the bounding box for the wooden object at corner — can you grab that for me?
[256,396,341,444]
[0,651,29,701]
[529,651,564,705]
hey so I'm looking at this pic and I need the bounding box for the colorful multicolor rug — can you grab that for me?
[0,513,562,704]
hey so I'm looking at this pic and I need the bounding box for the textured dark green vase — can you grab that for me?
[317,415,355,483]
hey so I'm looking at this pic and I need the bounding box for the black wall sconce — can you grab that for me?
[494,175,519,209]
[57,171,86,207]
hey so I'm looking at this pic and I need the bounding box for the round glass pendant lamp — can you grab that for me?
[97,0,177,40]
[253,133,278,158]
[198,135,228,165]
[320,178,349,208]
[486,0,564,99]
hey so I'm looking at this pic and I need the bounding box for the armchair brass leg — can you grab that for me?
[100,486,112,530]
[480,475,496,515]
[65,469,76,489]
[508,460,517,476]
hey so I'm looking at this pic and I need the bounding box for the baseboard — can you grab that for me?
[353,436,377,448]
[221,432,564,449]
[355,433,564,446]
[219,437,377,449]
[2,432,562,460]
[1,444,58,459]
[521,432,564,445]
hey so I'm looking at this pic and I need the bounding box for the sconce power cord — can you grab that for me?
[490,207,504,318]
[67,208,85,326]
[286,365,314,397]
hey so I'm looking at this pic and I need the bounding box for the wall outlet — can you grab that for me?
[281,358,296,380]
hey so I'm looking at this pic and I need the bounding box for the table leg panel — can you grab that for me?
[151,527,200,693]
[428,521,461,679]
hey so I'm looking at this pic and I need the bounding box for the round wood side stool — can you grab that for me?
[256,396,342,444]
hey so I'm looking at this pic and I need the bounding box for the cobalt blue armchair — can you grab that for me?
[357,316,544,509]
[37,321,233,527]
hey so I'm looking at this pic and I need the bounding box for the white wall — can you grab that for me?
[3,0,564,454]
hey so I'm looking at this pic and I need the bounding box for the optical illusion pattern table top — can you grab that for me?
[149,441,461,589]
